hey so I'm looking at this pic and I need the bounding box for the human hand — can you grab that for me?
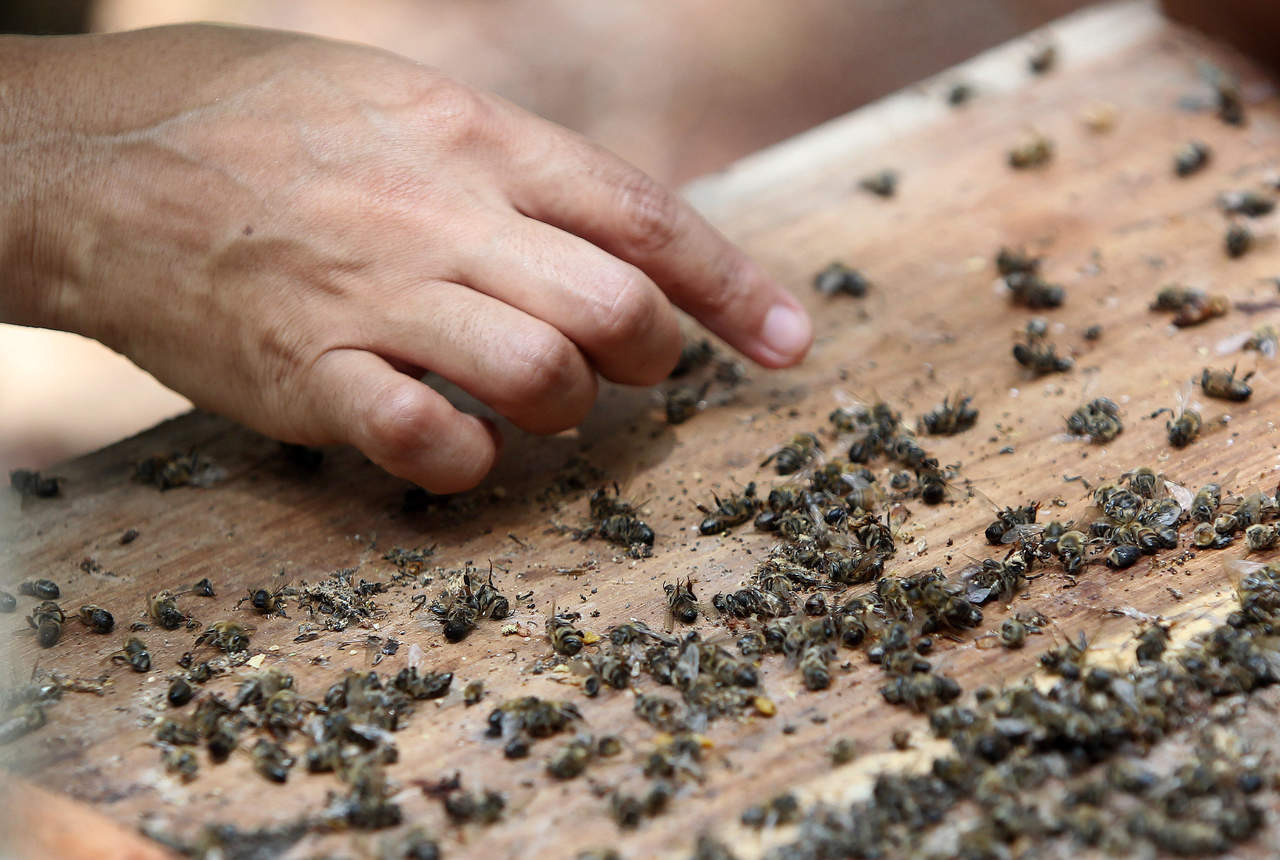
[2,24,811,492]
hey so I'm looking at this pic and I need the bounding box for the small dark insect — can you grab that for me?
[112,637,151,672]
[238,585,289,619]
[442,788,506,825]
[669,339,716,378]
[26,601,64,648]
[664,578,699,627]
[547,737,594,780]
[858,169,898,198]
[697,483,760,535]
[1008,132,1053,169]
[134,451,216,490]
[9,469,60,498]
[148,590,186,630]
[919,395,978,436]
[947,82,974,106]
[1134,623,1170,664]
[762,433,822,475]
[1199,366,1254,401]
[1028,43,1056,74]
[119,528,139,545]
[804,593,827,616]
[168,677,195,707]
[1176,295,1231,327]
[1211,68,1245,125]
[463,680,484,707]
[18,579,60,600]
[664,383,707,425]
[162,746,199,782]
[1150,284,1203,311]
[830,737,857,765]
[1066,398,1123,443]
[547,611,585,656]
[1083,324,1102,341]
[589,486,655,552]
[251,738,294,783]
[191,578,215,598]
[77,604,115,634]
[0,591,14,613]
[995,247,1040,277]
[891,729,912,751]
[1220,190,1275,217]
[1156,400,1202,448]
[1173,141,1210,177]
[1226,223,1252,258]
[813,261,871,298]
[984,502,1040,545]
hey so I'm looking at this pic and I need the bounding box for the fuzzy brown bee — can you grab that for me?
[112,637,151,672]
[546,611,585,656]
[77,604,115,634]
[919,395,978,436]
[813,261,871,298]
[1173,141,1210,177]
[147,590,186,630]
[1199,366,1254,402]
[18,579,60,600]
[26,601,64,648]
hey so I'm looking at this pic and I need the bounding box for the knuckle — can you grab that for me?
[424,84,492,149]
[360,382,433,458]
[614,170,681,255]
[595,269,660,347]
[505,330,589,418]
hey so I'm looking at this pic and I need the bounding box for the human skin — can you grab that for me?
[0,24,811,492]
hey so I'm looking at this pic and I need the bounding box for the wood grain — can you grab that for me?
[4,2,1280,857]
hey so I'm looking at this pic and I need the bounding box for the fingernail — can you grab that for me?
[760,302,812,362]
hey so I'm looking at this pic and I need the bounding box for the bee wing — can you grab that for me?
[1215,329,1256,356]
[406,642,425,672]
[1164,480,1194,513]
[1003,522,1045,544]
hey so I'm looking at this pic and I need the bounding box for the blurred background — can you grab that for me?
[0,0,1089,473]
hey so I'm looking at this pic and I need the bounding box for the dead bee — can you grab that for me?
[670,339,716,378]
[77,604,115,634]
[1177,295,1230,327]
[891,729,912,751]
[547,737,594,780]
[168,677,195,707]
[1008,131,1053,169]
[984,501,1040,545]
[697,483,760,535]
[947,81,974,105]
[664,578,699,627]
[134,451,218,490]
[664,383,704,425]
[1174,141,1211,177]
[1220,190,1275,217]
[589,486,655,551]
[392,667,454,701]
[9,468,60,498]
[1243,325,1279,358]
[237,585,288,618]
[799,643,833,691]
[813,261,871,297]
[1199,366,1254,402]
[1209,66,1245,125]
[0,591,14,613]
[162,746,199,782]
[251,738,294,783]
[464,680,484,707]
[1039,631,1089,679]
[1191,521,1232,550]
[1192,482,1224,522]
[147,590,186,630]
[919,395,978,436]
[1028,43,1056,74]
[996,247,1040,277]
[1056,530,1090,574]
[1013,332,1074,375]
[1226,223,1252,258]
[1134,622,1170,663]
[858,169,898,198]
[195,620,251,653]
[18,579,60,600]
[26,601,64,648]
[191,578,215,597]
[1162,404,1202,448]
[1245,524,1279,552]
[1066,398,1123,443]
[442,788,506,825]
[762,433,822,475]
[1002,264,1065,308]
[547,610,585,656]
[1105,544,1142,570]
[111,637,151,672]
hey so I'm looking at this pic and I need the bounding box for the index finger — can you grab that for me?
[498,115,812,369]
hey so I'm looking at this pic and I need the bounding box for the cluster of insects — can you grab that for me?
[572,485,656,558]
[1012,318,1074,376]
[661,338,747,425]
[419,565,509,643]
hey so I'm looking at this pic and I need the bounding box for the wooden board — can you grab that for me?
[5,2,1280,857]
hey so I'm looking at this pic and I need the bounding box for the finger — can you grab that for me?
[366,280,598,435]
[459,214,682,385]
[498,121,812,368]
[308,348,500,494]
